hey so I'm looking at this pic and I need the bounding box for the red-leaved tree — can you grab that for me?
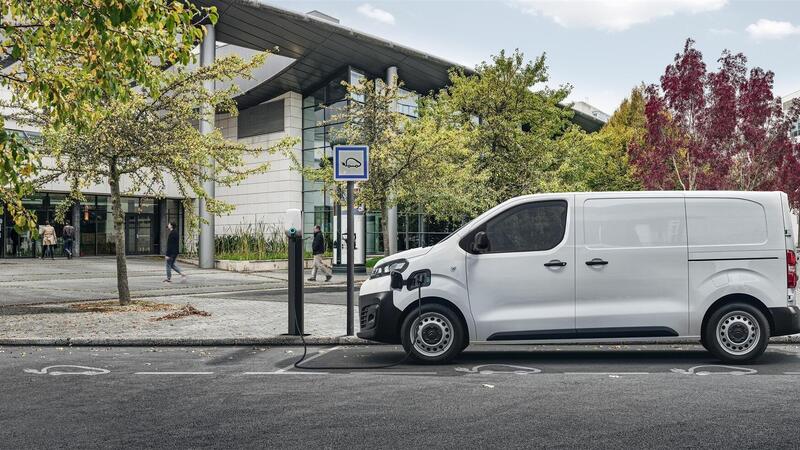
[629,38,800,206]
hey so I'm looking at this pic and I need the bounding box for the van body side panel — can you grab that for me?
[686,194,787,335]
[575,194,689,335]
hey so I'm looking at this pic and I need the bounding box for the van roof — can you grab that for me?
[514,191,783,200]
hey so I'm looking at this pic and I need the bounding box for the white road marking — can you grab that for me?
[348,371,437,375]
[24,365,109,376]
[242,372,329,375]
[134,372,214,375]
[563,372,650,375]
[455,364,542,375]
[670,365,756,375]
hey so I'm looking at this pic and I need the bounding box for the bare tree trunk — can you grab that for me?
[381,203,391,257]
[109,159,131,306]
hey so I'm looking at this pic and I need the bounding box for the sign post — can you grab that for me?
[334,145,369,336]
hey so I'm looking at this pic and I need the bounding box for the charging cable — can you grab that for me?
[292,272,425,370]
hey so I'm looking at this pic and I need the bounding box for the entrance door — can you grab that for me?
[464,197,575,341]
[575,194,689,336]
[125,213,155,255]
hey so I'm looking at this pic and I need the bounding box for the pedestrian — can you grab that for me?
[163,222,186,283]
[41,220,56,260]
[308,224,332,282]
[62,220,75,259]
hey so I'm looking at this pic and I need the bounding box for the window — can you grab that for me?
[584,198,686,249]
[483,200,567,253]
[686,198,767,246]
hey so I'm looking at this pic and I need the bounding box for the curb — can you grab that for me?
[0,336,377,346]
[1,336,799,347]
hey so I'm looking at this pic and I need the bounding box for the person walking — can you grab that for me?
[41,220,56,260]
[308,225,332,282]
[62,220,75,259]
[164,222,186,283]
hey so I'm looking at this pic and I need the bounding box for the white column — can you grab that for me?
[198,24,216,268]
[385,66,399,255]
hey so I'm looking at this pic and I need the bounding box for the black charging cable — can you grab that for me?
[292,272,425,370]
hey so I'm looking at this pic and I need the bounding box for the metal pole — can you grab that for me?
[347,181,355,336]
[198,23,216,269]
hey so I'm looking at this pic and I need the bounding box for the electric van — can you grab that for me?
[357,191,800,364]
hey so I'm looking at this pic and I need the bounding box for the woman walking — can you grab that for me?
[41,220,57,260]
[164,222,186,283]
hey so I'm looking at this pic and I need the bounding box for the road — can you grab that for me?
[2,344,800,448]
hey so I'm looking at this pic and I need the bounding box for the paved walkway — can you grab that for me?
[0,256,367,306]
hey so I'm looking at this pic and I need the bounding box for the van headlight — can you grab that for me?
[371,259,409,279]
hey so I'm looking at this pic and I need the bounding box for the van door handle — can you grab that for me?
[585,258,608,266]
[544,260,567,267]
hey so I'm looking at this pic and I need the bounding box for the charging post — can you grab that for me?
[334,145,369,336]
[285,209,304,335]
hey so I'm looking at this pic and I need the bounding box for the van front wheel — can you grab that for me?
[401,304,465,364]
[704,302,770,363]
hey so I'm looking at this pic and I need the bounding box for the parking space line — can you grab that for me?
[134,372,214,375]
[243,372,329,375]
[563,372,650,375]
[348,371,438,375]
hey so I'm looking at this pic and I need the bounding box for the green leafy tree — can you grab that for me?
[553,87,646,192]
[0,0,216,231]
[11,53,296,305]
[437,49,574,203]
[295,78,484,255]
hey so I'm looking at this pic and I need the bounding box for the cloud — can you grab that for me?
[511,0,727,31]
[745,19,800,40]
[356,3,395,25]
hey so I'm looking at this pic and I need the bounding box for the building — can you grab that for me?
[784,90,800,143]
[1,0,605,260]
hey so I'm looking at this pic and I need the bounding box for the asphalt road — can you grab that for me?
[3,344,800,448]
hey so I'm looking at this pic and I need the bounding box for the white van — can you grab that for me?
[358,191,800,363]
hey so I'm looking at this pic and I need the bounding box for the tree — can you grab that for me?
[10,53,296,305]
[552,86,646,192]
[630,39,800,204]
[0,0,216,230]
[437,49,574,203]
[294,78,484,255]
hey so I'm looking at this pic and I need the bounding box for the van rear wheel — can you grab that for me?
[401,304,465,364]
[703,302,770,363]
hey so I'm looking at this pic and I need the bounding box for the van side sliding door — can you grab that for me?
[575,194,689,337]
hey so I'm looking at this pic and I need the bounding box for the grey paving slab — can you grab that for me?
[0,256,366,305]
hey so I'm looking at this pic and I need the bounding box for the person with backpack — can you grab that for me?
[62,220,75,259]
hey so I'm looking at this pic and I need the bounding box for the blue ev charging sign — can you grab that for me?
[333,145,369,181]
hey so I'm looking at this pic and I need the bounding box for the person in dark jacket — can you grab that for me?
[308,225,332,282]
[164,222,186,283]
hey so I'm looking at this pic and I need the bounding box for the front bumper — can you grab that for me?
[357,291,403,344]
[769,306,800,337]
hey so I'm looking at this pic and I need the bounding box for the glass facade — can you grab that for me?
[301,68,449,256]
[1,193,182,258]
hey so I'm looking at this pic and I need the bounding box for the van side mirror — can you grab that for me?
[473,231,489,253]
[390,271,404,290]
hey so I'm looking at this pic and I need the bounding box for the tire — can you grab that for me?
[401,303,465,364]
[703,302,770,363]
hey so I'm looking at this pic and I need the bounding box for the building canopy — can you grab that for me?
[194,0,470,109]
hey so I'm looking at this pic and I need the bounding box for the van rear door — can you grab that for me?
[575,194,689,337]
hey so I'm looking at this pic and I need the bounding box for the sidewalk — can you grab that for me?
[0,256,368,306]
[0,291,369,345]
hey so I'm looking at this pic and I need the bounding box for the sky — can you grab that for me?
[269,0,800,115]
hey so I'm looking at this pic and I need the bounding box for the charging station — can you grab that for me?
[284,208,304,336]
